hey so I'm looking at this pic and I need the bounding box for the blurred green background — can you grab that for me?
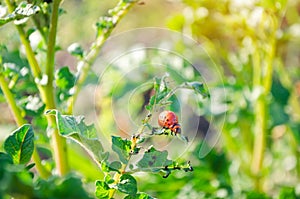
[1,0,300,198]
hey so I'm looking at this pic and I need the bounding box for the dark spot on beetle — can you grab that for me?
[152,155,157,160]
[148,161,153,166]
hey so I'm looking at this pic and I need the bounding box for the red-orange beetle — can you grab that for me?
[158,111,181,135]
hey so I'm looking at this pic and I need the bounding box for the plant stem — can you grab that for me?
[4,0,42,79]
[4,0,50,110]
[44,0,69,176]
[5,0,69,176]
[32,146,51,178]
[4,1,51,104]
[46,0,60,87]
[0,71,50,178]
[3,0,52,178]
[137,112,153,137]
[108,164,127,198]
[251,96,266,190]
[67,0,137,114]
[251,16,277,190]
[108,136,138,198]
[108,113,147,198]
[0,75,26,125]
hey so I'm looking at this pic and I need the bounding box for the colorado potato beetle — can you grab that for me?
[158,110,181,135]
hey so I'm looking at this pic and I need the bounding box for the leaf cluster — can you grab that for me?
[0,124,92,199]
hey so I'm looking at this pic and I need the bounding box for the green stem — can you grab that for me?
[136,112,152,137]
[109,113,146,198]
[250,40,264,188]
[3,0,52,106]
[46,0,60,87]
[0,75,26,125]
[44,0,69,176]
[5,0,69,176]
[67,0,137,114]
[108,164,127,198]
[3,0,53,178]
[251,97,266,190]
[32,146,50,178]
[0,72,50,178]
[108,135,139,198]
[4,0,42,79]
[251,18,277,190]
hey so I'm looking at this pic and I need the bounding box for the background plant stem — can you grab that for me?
[5,0,69,176]
[4,0,42,79]
[67,0,137,114]
[251,16,277,190]
[44,0,69,175]
[0,75,26,125]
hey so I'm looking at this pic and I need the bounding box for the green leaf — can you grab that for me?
[112,136,132,164]
[0,152,13,182]
[1,47,39,100]
[55,67,75,103]
[104,174,114,184]
[0,2,40,27]
[109,161,122,172]
[101,160,122,173]
[117,174,137,195]
[269,102,289,127]
[67,43,84,58]
[146,76,171,111]
[35,174,93,199]
[96,16,115,36]
[95,181,111,199]
[136,146,173,172]
[278,187,297,199]
[46,110,108,164]
[194,141,229,176]
[55,67,75,90]
[100,161,109,172]
[246,191,271,199]
[4,124,34,165]
[184,81,209,98]
[26,28,36,39]
[124,192,156,199]
[0,164,34,197]
[0,152,13,166]
[272,78,289,104]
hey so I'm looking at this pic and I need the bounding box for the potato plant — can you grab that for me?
[0,0,208,198]
[2,0,300,198]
